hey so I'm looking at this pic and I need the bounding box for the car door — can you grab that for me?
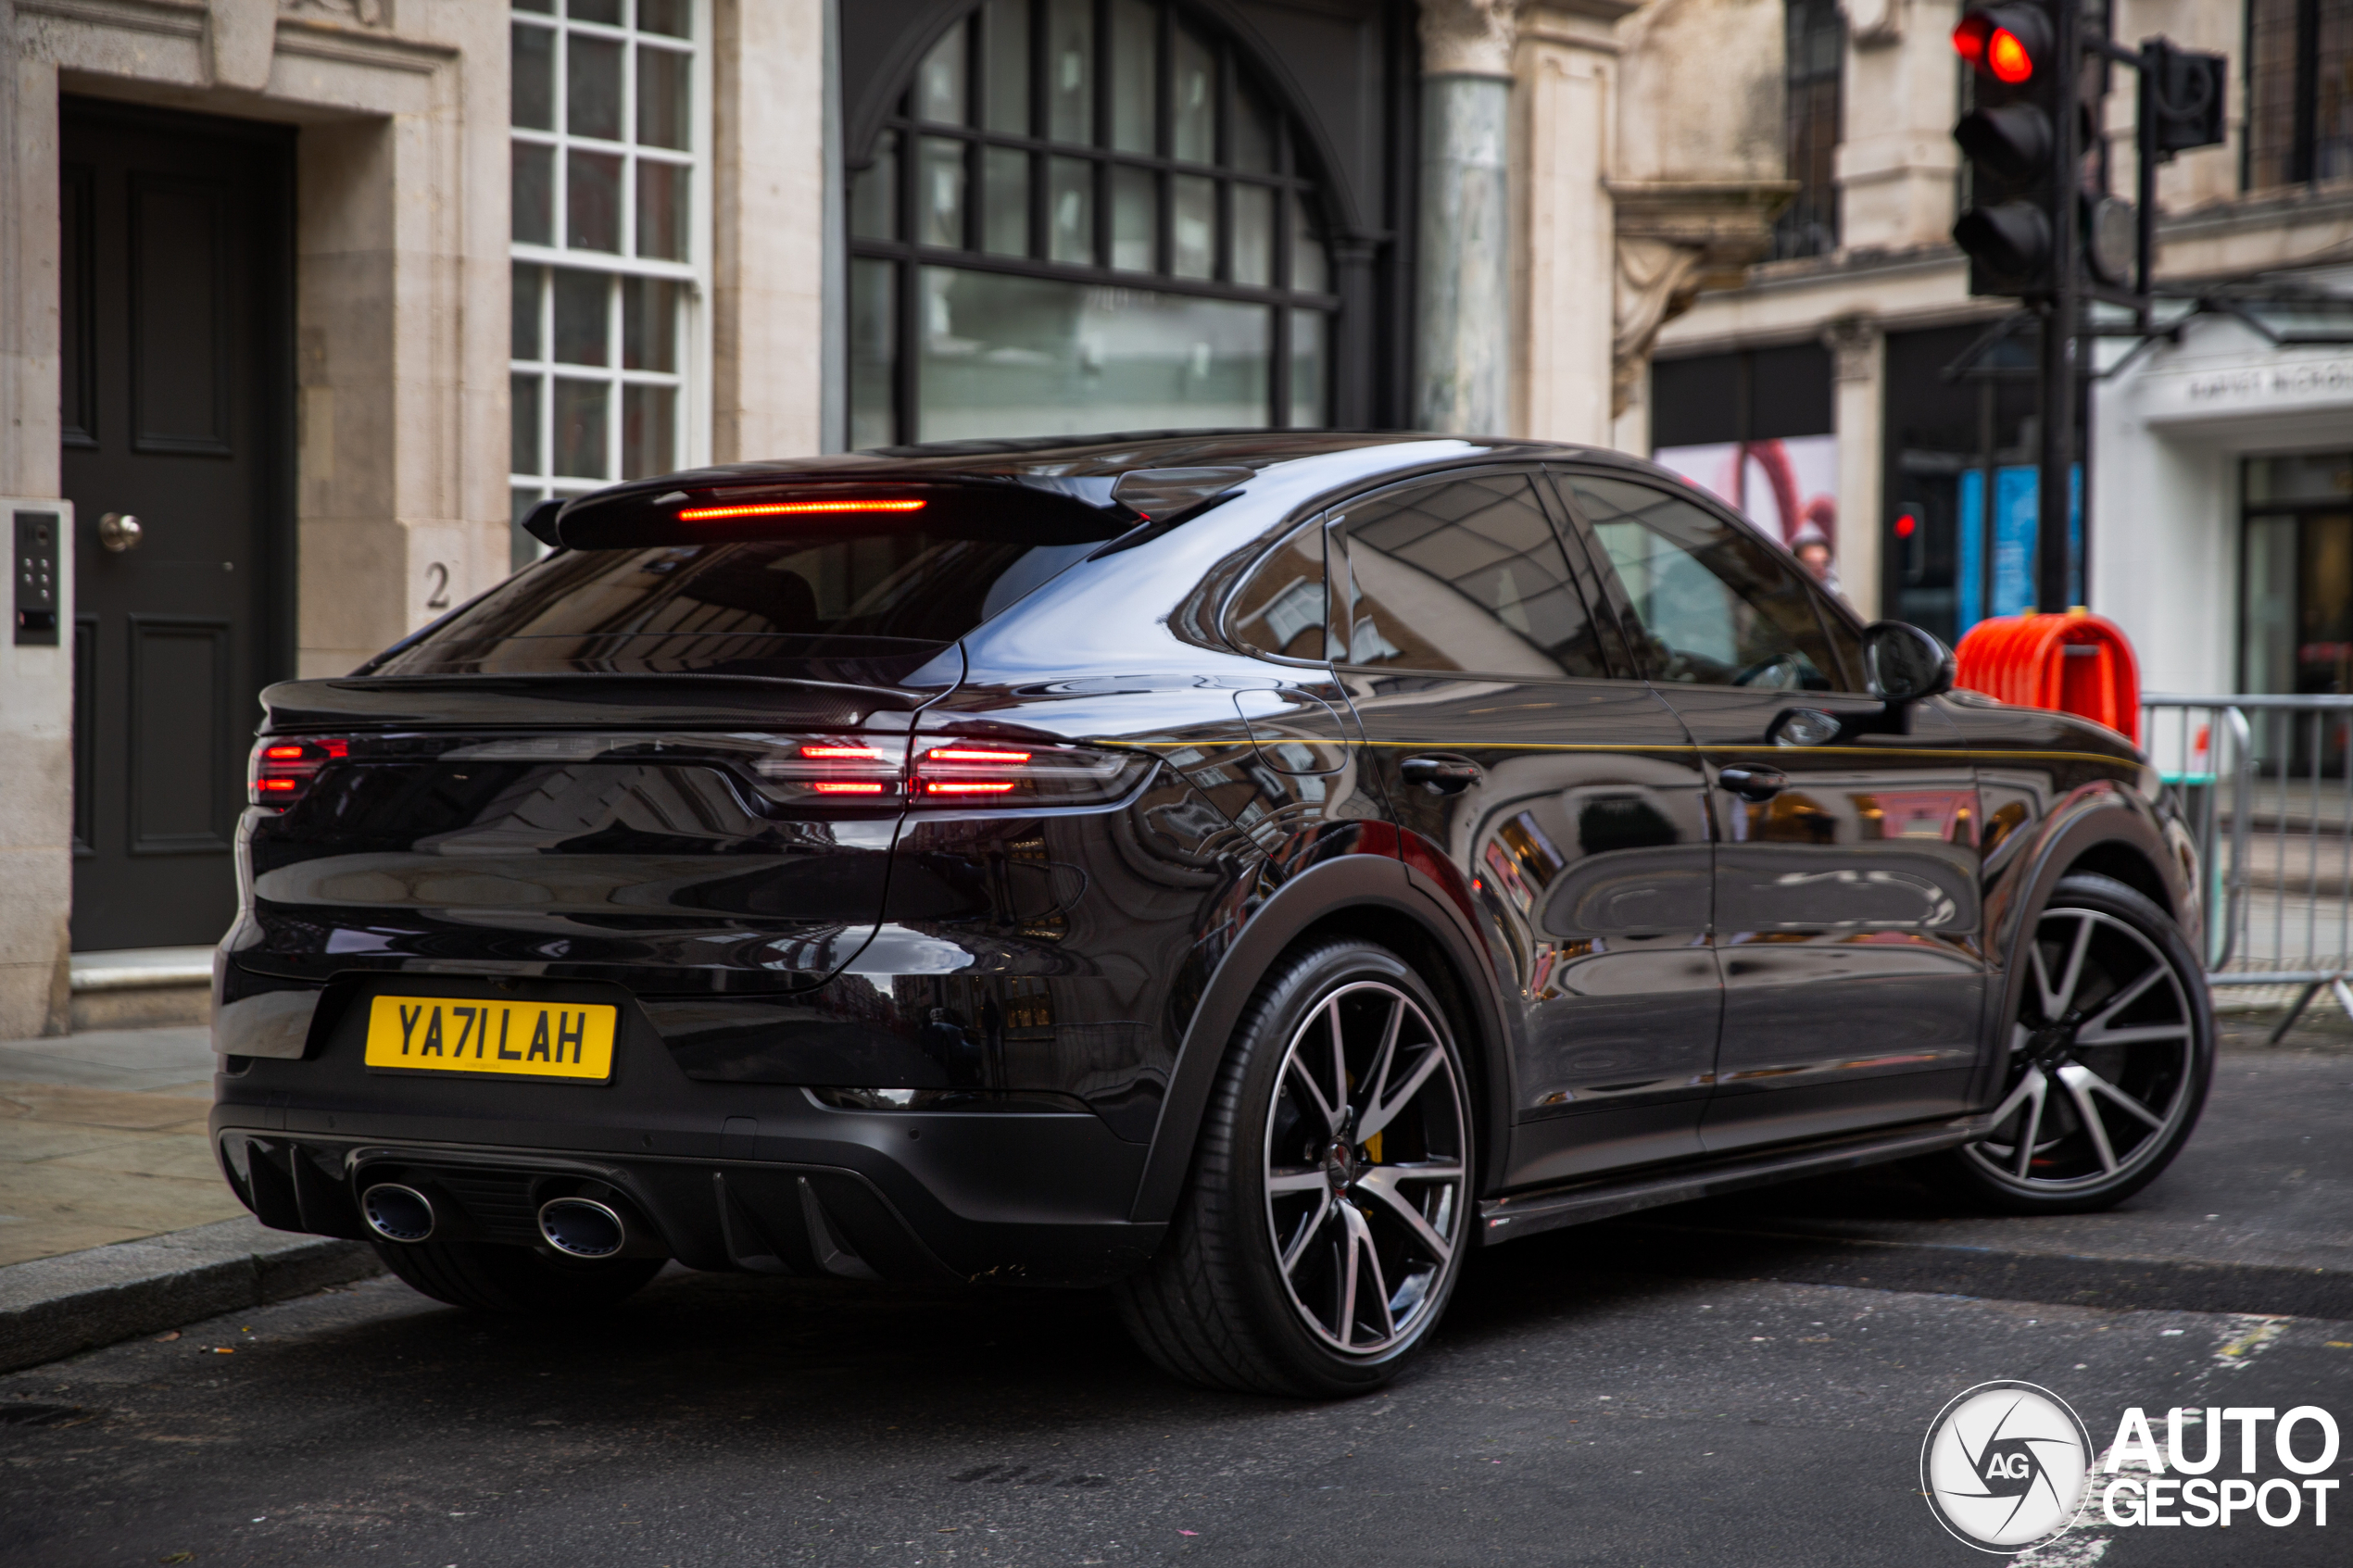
[1555,468,1986,1153]
[1316,467,1720,1187]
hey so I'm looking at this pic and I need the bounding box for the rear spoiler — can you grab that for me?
[522,469,1252,551]
[259,672,928,733]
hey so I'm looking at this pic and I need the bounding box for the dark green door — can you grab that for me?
[62,101,292,951]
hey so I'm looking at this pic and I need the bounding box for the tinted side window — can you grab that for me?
[1333,474,1611,680]
[1566,474,1851,691]
[1227,520,1326,661]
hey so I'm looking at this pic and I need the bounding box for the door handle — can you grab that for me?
[1717,765,1786,802]
[98,512,143,553]
[1400,756,1482,796]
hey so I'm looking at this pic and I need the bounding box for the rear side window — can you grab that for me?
[1565,474,1856,690]
[1332,473,1611,680]
[374,528,1104,678]
[1227,521,1327,661]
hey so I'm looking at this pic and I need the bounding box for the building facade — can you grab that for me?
[0,0,1793,1035]
[1645,0,2353,713]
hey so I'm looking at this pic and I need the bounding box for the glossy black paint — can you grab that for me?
[214,431,2193,1287]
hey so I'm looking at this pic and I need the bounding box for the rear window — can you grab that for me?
[372,528,1107,680]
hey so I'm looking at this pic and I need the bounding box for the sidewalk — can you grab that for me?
[0,1025,245,1267]
[0,1024,380,1373]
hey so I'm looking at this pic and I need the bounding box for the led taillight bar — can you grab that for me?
[924,746,1031,764]
[676,498,927,522]
[249,736,349,807]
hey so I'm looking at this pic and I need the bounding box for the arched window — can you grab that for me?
[849,0,1336,446]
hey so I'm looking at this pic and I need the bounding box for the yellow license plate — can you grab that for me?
[362,997,618,1082]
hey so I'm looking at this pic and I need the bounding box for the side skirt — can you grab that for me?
[1477,1113,1993,1246]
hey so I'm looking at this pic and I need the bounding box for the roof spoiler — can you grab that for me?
[522,468,1253,551]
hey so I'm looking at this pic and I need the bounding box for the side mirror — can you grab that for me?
[1863,620,1956,703]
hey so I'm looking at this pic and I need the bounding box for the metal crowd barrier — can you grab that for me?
[2139,694,2353,1036]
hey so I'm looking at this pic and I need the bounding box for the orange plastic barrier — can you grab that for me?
[1953,611,2141,743]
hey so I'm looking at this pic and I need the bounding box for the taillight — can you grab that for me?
[236,730,1144,810]
[248,736,348,806]
[911,740,1146,806]
[749,739,906,800]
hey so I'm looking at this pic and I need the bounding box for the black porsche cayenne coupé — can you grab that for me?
[213,433,2213,1396]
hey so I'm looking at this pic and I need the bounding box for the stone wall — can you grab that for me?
[0,0,830,1025]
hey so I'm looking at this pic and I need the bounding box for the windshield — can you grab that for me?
[371,527,1105,680]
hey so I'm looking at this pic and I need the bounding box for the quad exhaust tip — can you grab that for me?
[537,1197,626,1259]
[360,1183,435,1244]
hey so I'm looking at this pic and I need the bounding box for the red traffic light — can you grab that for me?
[1953,6,2051,84]
[1986,28,2033,82]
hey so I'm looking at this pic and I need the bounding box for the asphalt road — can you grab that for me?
[4,1039,2350,1567]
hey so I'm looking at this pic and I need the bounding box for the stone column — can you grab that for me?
[0,31,72,1036]
[1416,0,1521,434]
[1515,5,1635,446]
[1823,315,1884,621]
[711,0,830,461]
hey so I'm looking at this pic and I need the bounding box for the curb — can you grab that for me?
[1592,1221,2353,1321]
[0,1218,384,1374]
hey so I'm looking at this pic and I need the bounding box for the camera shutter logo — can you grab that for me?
[1921,1381,2094,1551]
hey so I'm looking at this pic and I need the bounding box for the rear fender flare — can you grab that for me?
[1127,851,1513,1223]
[1974,785,2193,1108]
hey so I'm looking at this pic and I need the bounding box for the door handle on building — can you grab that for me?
[1401,756,1481,796]
[1717,765,1786,802]
[98,512,143,553]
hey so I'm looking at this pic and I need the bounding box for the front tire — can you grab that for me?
[1935,872,2213,1214]
[1116,940,1473,1397]
[371,1236,664,1313]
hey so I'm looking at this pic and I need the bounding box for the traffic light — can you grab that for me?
[2146,40,2227,157]
[1951,2,2070,298]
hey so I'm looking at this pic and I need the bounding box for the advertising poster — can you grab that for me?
[1651,435,1841,553]
[1957,463,2085,627]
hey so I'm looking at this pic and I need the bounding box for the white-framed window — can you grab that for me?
[509,0,711,570]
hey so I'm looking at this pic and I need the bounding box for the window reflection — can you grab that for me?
[918,268,1269,440]
[1048,0,1093,143]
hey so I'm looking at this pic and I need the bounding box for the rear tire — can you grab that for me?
[1931,872,2212,1214]
[371,1236,664,1312]
[1116,940,1473,1397]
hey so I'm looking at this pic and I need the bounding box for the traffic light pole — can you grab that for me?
[1953,5,2232,621]
[2033,0,2081,617]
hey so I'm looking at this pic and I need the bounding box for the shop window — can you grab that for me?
[1647,345,1840,585]
[2246,0,2353,189]
[510,0,706,571]
[2241,453,2353,697]
[1773,0,1844,259]
[848,0,1336,445]
[1878,324,2082,648]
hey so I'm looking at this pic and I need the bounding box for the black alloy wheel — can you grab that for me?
[1940,872,2212,1214]
[1116,939,1472,1396]
[371,1235,665,1313]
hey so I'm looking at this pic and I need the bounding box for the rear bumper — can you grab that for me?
[211,1102,1161,1287]
[211,977,1164,1287]
[212,1124,1161,1287]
